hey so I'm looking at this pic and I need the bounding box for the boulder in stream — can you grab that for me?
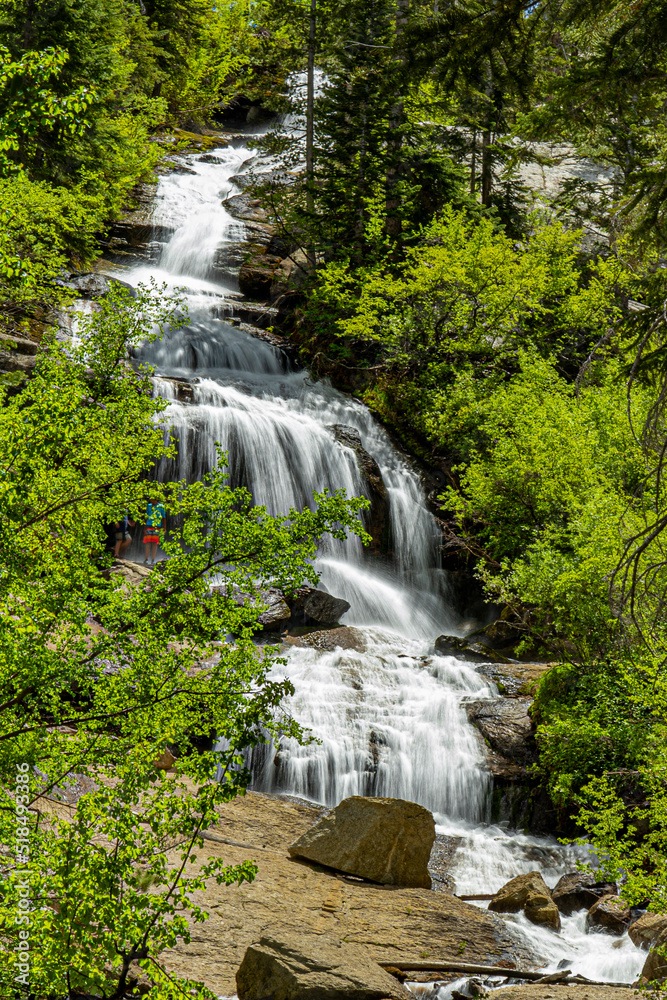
[629,912,667,949]
[586,893,632,935]
[257,588,292,630]
[551,872,617,916]
[640,924,667,982]
[288,795,435,888]
[289,587,351,626]
[236,931,411,1000]
[488,871,561,931]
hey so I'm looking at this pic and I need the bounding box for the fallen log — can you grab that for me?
[457,894,495,901]
[378,961,632,987]
[380,962,543,981]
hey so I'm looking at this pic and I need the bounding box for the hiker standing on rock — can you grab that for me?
[143,497,166,567]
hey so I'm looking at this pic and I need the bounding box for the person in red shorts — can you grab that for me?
[143,497,166,566]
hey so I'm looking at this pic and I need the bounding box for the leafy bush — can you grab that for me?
[532,658,656,807]
[0,285,368,994]
[0,172,106,332]
[441,355,650,656]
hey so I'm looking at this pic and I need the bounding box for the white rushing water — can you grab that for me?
[107,133,646,988]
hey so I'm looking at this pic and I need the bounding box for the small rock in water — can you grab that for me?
[283,626,366,652]
[288,794,435,888]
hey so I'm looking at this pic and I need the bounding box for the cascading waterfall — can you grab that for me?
[106,132,646,987]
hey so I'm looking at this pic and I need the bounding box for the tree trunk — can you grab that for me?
[481,127,492,206]
[305,0,317,269]
[470,131,477,197]
[385,0,409,247]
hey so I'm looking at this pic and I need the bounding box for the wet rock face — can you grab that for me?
[434,633,512,664]
[223,192,269,221]
[236,932,411,1000]
[329,424,391,557]
[488,871,561,932]
[586,894,632,936]
[288,795,435,888]
[551,872,617,916]
[466,698,536,767]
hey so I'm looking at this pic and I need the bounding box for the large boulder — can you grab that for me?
[641,925,667,983]
[488,871,561,932]
[630,912,667,949]
[257,588,292,630]
[551,872,617,916]
[586,894,632,936]
[329,425,391,556]
[288,795,435,889]
[289,587,351,626]
[236,932,410,1000]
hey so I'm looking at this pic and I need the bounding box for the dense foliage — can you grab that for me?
[0,284,366,994]
[0,0,272,333]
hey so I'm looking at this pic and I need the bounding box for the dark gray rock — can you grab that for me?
[552,872,617,916]
[289,587,350,626]
[238,255,282,300]
[466,698,536,766]
[329,425,391,557]
[434,633,513,663]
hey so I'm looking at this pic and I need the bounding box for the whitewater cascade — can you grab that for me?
[108,132,645,988]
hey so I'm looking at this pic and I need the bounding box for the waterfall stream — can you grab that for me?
[105,132,645,990]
